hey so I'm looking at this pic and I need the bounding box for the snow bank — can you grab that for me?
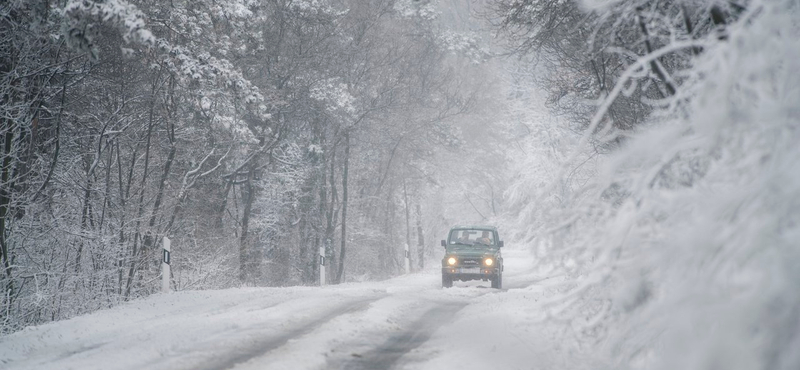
[0,285,382,370]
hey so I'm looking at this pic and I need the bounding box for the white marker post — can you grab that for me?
[404,243,410,274]
[319,245,326,286]
[162,237,171,293]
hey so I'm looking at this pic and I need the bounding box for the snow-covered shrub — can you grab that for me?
[506,0,800,368]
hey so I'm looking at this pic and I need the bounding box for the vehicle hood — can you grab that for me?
[444,246,500,257]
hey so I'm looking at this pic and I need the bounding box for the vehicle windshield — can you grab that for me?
[447,229,495,246]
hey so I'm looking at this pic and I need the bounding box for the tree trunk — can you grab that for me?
[75,174,93,274]
[381,183,396,272]
[215,179,233,229]
[324,138,338,282]
[416,203,425,270]
[32,83,62,202]
[99,139,114,233]
[335,132,349,284]
[0,114,15,296]
[115,139,130,295]
[148,76,178,244]
[403,178,411,271]
[145,143,176,249]
[124,91,157,300]
[148,145,176,230]
[0,38,14,295]
[239,163,256,283]
[636,8,676,96]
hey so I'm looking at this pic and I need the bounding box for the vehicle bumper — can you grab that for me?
[442,267,499,280]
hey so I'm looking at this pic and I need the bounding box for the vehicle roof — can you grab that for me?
[449,225,498,231]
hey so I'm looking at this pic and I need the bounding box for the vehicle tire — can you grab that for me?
[491,274,503,289]
[442,275,453,288]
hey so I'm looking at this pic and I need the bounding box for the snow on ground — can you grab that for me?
[410,247,603,370]
[1,245,564,370]
[1,284,383,370]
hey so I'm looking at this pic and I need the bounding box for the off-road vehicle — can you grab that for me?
[441,226,504,289]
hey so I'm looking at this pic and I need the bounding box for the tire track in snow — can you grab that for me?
[159,295,385,370]
[335,301,468,370]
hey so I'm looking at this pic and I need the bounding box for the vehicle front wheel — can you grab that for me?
[491,274,503,289]
[442,275,453,288]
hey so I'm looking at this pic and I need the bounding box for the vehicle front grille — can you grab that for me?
[459,258,481,266]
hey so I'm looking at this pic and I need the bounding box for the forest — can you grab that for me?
[1,0,502,333]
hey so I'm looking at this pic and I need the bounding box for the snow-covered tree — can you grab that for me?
[497,0,800,368]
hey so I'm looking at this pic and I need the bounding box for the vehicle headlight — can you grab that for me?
[484,258,494,266]
[447,257,457,265]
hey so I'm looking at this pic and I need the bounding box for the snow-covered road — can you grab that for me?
[1,247,575,370]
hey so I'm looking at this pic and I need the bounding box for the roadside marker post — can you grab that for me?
[162,237,171,293]
[319,245,326,286]
[404,243,410,274]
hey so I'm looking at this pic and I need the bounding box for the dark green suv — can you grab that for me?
[441,226,504,289]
